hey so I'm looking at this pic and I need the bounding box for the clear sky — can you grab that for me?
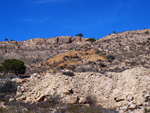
[0,0,150,41]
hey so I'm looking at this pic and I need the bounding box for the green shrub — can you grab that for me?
[87,38,96,43]
[86,95,96,107]
[113,31,116,33]
[76,33,83,37]
[59,65,66,70]
[0,80,19,94]
[2,59,26,75]
[67,65,76,71]
[62,71,74,76]
[88,61,96,65]
[75,67,86,72]
[99,63,106,68]
[106,55,115,62]
[0,66,3,73]
[59,104,116,113]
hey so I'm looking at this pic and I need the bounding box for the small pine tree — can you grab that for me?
[113,31,116,33]
[5,38,8,41]
[2,59,26,75]
[76,33,83,37]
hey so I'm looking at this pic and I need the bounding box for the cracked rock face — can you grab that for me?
[16,67,150,110]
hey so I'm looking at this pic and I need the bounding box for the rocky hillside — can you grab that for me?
[1,29,150,113]
[1,29,150,75]
[16,67,150,112]
[0,36,87,75]
[43,29,150,74]
[93,29,150,72]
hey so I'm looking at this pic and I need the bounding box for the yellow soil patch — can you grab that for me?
[40,49,107,74]
[47,49,107,67]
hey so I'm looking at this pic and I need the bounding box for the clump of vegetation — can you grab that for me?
[76,33,83,38]
[75,67,86,72]
[67,65,76,71]
[0,100,118,113]
[48,95,60,107]
[5,38,8,41]
[36,95,61,108]
[62,71,74,76]
[0,66,3,73]
[86,95,97,107]
[113,31,116,33]
[0,80,19,94]
[59,104,108,113]
[1,59,26,75]
[106,55,115,62]
[87,38,96,43]
[10,39,15,41]
[99,63,106,68]
[58,64,68,70]
[87,61,96,65]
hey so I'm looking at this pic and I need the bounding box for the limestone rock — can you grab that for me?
[0,102,6,108]
[128,104,137,110]
[126,94,134,101]
[37,95,46,102]
[114,95,125,102]
[79,97,87,104]
[62,96,78,104]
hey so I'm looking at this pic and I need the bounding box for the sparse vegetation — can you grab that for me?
[1,59,26,75]
[0,80,19,94]
[0,100,117,113]
[86,95,97,107]
[59,64,67,70]
[1,29,150,113]
[99,63,106,68]
[113,31,116,33]
[5,38,8,41]
[59,104,116,113]
[87,38,96,43]
[67,65,76,71]
[75,67,86,72]
[76,33,83,37]
[62,71,74,76]
[0,66,3,73]
[106,55,115,62]
[47,95,60,107]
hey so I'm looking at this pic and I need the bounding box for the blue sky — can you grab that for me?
[0,0,150,41]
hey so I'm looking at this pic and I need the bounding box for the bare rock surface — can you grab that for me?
[16,67,150,111]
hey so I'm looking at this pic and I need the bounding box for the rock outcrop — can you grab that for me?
[16,67,150,112]
[1,29,150,75]
[0,36,87,75]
